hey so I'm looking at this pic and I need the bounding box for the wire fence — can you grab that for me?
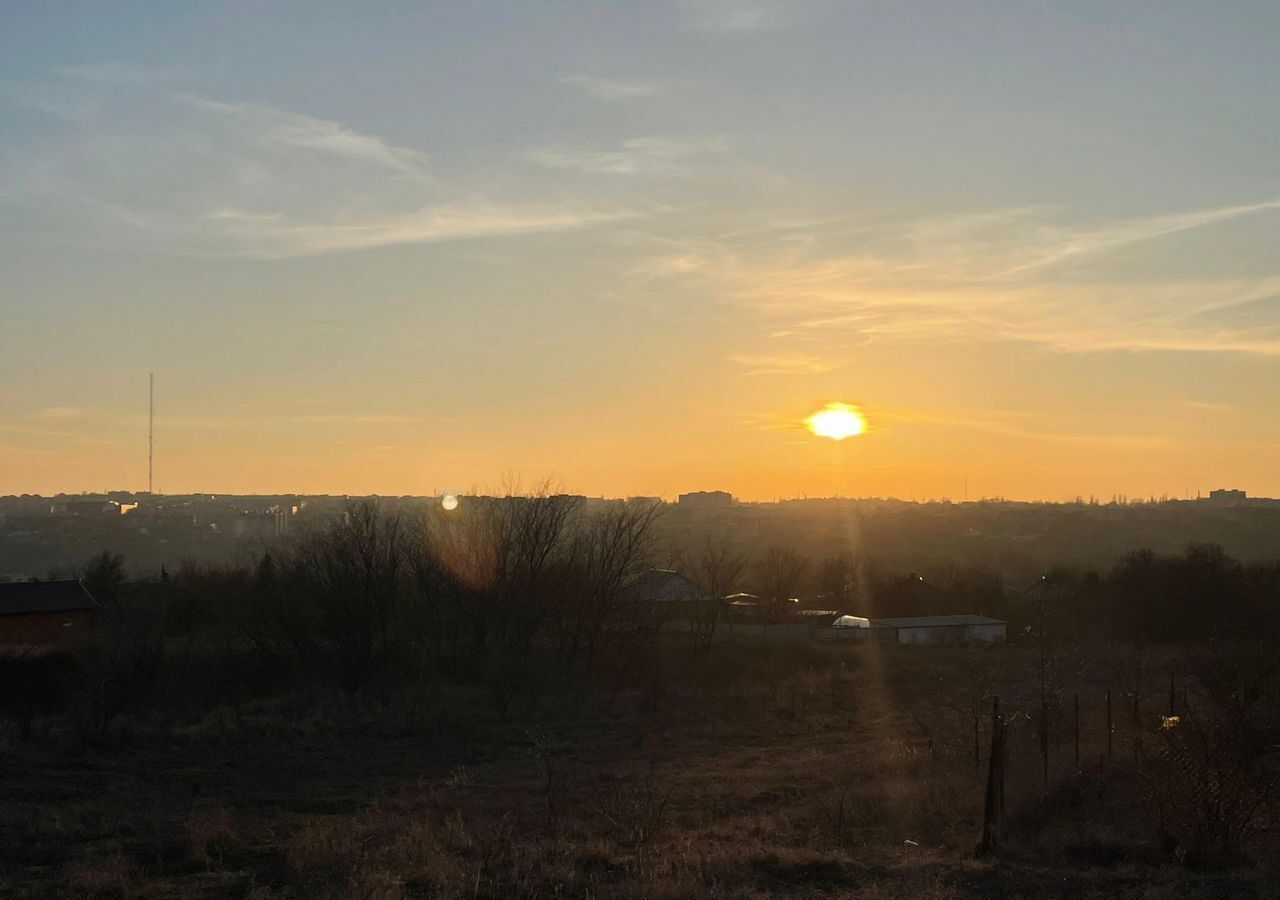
[977,672,1203,855]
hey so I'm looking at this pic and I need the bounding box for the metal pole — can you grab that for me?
[148,372,154,494]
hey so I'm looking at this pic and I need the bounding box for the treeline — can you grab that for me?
[1031,544,1280,642]
[2,495,670,740]
[4,494,1278,747]
[716,542,1280,644]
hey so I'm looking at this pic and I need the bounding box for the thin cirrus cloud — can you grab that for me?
[681,0,787,32]
[635,200,1280,359]
[529,136,729,177]
[559,74,663,101]
[729,353,845,376]
[0,71,631,259]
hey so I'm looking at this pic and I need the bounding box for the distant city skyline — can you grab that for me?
[3,485,1268,507]
[3,3,1278,501]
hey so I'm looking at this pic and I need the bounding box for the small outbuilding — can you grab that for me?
[0,579,99,650]
[869,615,1006,644]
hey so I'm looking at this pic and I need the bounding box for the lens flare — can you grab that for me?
[805,403,866,441]
[441,493,459,511]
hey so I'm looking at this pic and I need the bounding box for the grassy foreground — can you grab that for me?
[2,641,1277,899]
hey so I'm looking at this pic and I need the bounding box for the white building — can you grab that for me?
[869,615,1006,644]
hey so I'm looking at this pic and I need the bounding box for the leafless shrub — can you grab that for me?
[593,764,675,871]
[186,804,239,869]
[1141,645,1280,862]
[248,500,417,692]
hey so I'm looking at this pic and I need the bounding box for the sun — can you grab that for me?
[805,403,866,441]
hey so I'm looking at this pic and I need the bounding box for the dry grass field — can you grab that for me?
[3,639,1277,899]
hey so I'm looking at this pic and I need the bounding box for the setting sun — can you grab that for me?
[805,403,867,441]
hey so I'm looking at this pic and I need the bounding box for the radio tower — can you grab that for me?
[148,373,154,495]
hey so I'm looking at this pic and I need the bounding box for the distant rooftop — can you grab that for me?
[0,579,98,616]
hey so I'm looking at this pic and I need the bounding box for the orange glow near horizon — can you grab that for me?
[805,403,867,441]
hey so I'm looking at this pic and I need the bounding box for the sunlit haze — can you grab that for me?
[3,3,1278,500]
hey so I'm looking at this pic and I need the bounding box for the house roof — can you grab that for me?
[0,580,99,616]
[870,615,1004,628]
[620,568,706,603]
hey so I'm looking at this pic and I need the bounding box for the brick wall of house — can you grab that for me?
[0,610,93,649]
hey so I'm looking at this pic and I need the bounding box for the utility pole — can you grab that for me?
[148,372,154,495]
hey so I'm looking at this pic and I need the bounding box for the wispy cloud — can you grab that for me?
[195,201,631,258]
[285,414,422,425]
[529,136,728,177]
[188,95,433,183]
[999,199,1280,277]
[634,201,1280,357]
[729,353,844,376]
[559,74,663,101]
[0,71,634,257]
[682,0,787,32]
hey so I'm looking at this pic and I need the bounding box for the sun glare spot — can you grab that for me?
[805,403,866,441]
[441,493,459,511]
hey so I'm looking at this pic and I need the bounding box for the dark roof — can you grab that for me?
[0,580,99,616]
[620,569,707,603]
[870,615,1005,628]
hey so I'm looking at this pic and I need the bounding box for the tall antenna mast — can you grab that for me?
[148,372,154,494]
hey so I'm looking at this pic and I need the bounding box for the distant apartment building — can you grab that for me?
[677,490,733,509]
[1209,488,1247,507]
[234,507,291,539]
[54,499,135,516]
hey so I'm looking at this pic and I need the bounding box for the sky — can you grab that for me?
[2,1,1278,501]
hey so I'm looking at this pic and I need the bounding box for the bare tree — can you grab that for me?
[817,552,859,612]
[558,499,664,677]
[249,500,413,692]
[753,546,809,622]
[690,538,747,653]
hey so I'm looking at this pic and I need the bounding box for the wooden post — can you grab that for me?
[1041,698,1049,791]
[1169,672,1176,716]
[1106,689,1113,764]
[1133,694,1142,763]
[974,706,981,776]
[979,696,1004,857]
[1074,693,1080,769]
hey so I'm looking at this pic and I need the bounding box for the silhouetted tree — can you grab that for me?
[752,547,808,622]
[691,538,748,653]
[817,552,859,612]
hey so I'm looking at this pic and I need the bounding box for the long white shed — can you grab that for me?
[869,615,1006,644]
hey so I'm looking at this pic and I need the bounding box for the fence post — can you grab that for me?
[1041,698,1049,792]
[1074,693,1080,769]
[979,695,1004,857]
[974,706,981,776]
[1133,694,1142,763]
[1106,689,1113,764]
